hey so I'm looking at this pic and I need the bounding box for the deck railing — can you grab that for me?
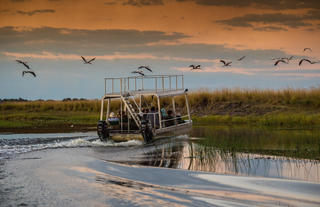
[104,75,184,95]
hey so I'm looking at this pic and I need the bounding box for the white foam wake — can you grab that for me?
[0,138,143,158]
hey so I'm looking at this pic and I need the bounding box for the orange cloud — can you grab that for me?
[2,51,215,62]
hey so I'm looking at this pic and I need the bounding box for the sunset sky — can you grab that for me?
[1,0,320,99]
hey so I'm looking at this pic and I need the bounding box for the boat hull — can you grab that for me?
[108,121,192,142]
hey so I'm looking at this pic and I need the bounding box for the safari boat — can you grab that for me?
[97,74,192,143]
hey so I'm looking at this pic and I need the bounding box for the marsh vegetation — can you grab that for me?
[1,87,320,131]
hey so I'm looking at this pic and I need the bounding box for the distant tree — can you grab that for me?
[63,98,71,102]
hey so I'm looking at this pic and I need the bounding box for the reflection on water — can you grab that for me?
[1,128,320,206]
[136,126,320,182]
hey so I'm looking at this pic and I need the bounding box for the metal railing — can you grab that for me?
[104,75,184,95]
[131,112,189,129]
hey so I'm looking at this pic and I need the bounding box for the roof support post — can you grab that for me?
[120,98,123,131]
[106,99,110,123]
[162,76,164,92]
[185,93,191,121]
[172,96,177,125]
[100,98,104,120]
[120,78,122,95]
[157,95,162,129]
[182,75,184,89]
[135,77,137,91]
[112,78,114,93]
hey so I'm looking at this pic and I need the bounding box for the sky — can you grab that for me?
[0,0,320,99]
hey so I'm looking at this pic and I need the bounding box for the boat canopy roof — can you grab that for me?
[103,74,187,98]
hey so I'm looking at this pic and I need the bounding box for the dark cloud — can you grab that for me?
[0,9,10,13]
[17,9,55,16]
[216,11,320,29]
[304,9,320,20]
[123,0,164,6]
[253,26,288,32]
[305,28,315,31]
[0,26,292,69]
[0,26,188,54]
[11,0,26,2]
[104,1,117,5]
[176,0,320,10]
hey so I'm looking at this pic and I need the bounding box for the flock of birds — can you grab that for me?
[16,48,318,78]
[15,56,97,78]
[188,48,318,71]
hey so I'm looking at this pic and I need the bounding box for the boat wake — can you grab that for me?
[0,132,143,159]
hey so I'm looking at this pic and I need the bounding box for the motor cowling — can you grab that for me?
[97,120,109,142]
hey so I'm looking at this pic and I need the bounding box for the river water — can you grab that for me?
[0,126,320,206]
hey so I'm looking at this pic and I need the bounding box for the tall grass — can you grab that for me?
[1,87,319,113]
[0,100,102,112]
[186,87,320,109]
[1,87,320,129]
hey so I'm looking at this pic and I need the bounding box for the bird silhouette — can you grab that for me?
[132,70,145,76]
[280,56,294,63]
[138,65,152,72]
[303,48,312,52]
[16,60,30,70]
[299,58,317,66]
[220,60,232,67]
[189,65,201,70]
[237,56,246,61]
[81,56,96,64]
[22,70,36,77]
[274,59,288,66]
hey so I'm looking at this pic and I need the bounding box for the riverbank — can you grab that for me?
[1,88,319,132]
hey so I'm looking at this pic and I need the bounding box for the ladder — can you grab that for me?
[121,96,142,128]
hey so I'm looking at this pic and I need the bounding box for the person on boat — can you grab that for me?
[147,106,159,129]
[165,110,175,127]
[161,108,167,119]
[122,110,128,122]
[108,112,119,125]
[176,111,183,124]
[143,108,149,121]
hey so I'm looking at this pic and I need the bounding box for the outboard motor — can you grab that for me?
[141,120,153,143]
[97,120,109,141]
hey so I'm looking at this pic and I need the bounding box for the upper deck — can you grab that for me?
[104,74,185,97]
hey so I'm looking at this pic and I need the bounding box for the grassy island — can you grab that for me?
[1,87,320,132]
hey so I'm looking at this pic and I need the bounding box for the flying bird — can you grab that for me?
[220,60,232,67]
[81,56,96,64]
[16,60,30,70]
[299,58,317,66]
[138,65,152,72]
[22,70,36,77]
[237,56,246,61]
[303,48,312,52]
[288,56,294,60]
[274,59,288,66]
[132,70,145,76]
[281,56,294,63]
[189,65,201,70]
